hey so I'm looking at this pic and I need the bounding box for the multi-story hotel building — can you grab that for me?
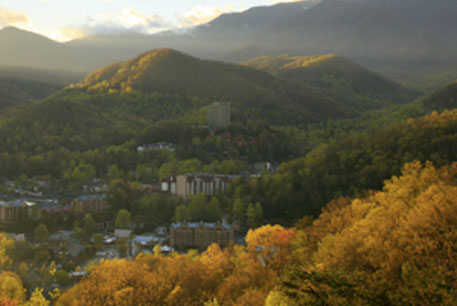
[170,222,234,250]
[70,194,108,213]
[0,200,35,224]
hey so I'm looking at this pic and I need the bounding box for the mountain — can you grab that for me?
[72,49,355,123]
[0,66,85,110]
[2,0,457,91]
[0,26,90,72]
[423,80,457,112]
[0,48,353,155]
[0,65,85,86]
[0,48,418,158]
[244,54,417,110]
[68,0,457,64]
[63,0,457,90]
[0,79,59,110]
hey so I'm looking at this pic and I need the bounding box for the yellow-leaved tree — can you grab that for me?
[0,272,25,305]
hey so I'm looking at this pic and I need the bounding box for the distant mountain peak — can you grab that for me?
[0,25,62,48]
[0,25,21,32]
[135,48,190,61]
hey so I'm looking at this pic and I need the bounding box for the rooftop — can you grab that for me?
[172,222,232,230]
[74,194,107,202]
[178,173,240,179]
[0,200,35,208]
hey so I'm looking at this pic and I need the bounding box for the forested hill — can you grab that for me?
[71,48,354,123]
[229,109,457,223]
[0,48,426,157]
[0,66,84,110]
[0,65,85,86]
[0,79,59,110]
[245,54,417,110]
[423,80,457,112]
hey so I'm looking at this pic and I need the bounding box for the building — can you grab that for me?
[0,200,35,224]
[170,222,234,250]
[137,142,176,153]
[208,102,230,128]
[162,173,237,198]
[6,233,26,241]
[161,176,177,194]
[114,229,132,240]
[70,194,108,213]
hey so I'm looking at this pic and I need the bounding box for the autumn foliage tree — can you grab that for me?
[278,161,457,305]
[56,161,457,306]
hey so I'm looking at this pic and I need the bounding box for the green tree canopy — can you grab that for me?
[115,209,131,228]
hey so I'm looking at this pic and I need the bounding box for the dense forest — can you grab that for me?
[0,46,456,305]
[0,78,60,110]
[60,161,457,305]
[227,108,457,223]
[0,49,423,191]
[245,54,417,110]
[2,160,456,305]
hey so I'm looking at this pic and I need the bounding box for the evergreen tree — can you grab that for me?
[174,205,190,222]
[115,209,131,228]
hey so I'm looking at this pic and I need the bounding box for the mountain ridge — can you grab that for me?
[1,0,457,90]
[0,26,90,71]
[70,48,355,123]
[244,54,417,109]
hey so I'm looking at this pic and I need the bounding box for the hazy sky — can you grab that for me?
[0,0,300,41]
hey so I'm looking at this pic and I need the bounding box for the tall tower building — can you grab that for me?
[207,102,230,128]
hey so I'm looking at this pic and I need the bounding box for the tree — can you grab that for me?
[254,202,263,226]
[0,234,14,270]
[25,288,49,306]
[188,193,208,221]
[39,262,56,288]
[232,198,245,224]
[178,159,201,174]
[246,202,263,228]
[34,249,50,265]
[17,263,28,282]
[246,204,256,228]
[92,233,104,250]
[158,160,179,180]
[265,290,297,306]
[83,214,96,237]
[174,205,190,222]
[108,164,125,181]
[55,270,71,286]
[72,220,84,240]
[0,272,25,304]
[116,238,129,258]
[204,298,220,306]
[108,179,140,212]
[207,197,222,222]
[63,160,96,189]
[244,224,297,275]
[34,224,50,243]
[115,209,131,228]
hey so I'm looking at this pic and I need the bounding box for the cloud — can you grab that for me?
[182,6,233,26]
[181,3,245,27]
[49,1,318,42]
[0,7,31,27]
[77,7,170,37]
[269,0,312,3]
[49,27,86,42]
